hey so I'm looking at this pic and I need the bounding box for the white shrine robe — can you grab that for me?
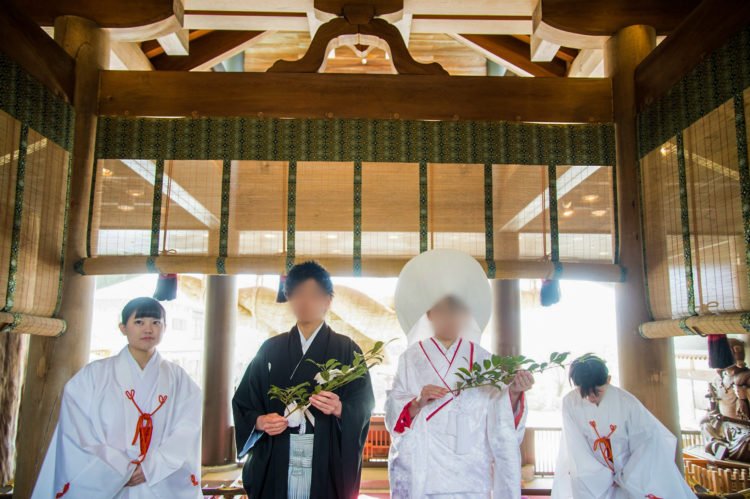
[551,386,696,499]
[31,347,203,499]
[385,338,527,499]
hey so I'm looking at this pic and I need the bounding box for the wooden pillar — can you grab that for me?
[13,16,108,496]
[491,279,521,357]
[201,274,237,466]
[605,25,682,463]
[0,334,25,486]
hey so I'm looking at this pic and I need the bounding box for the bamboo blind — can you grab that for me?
[84,158,618,279]
[636,24,750,337]
[0,112,70,336]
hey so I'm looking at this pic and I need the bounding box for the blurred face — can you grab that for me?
[119,312,164,353]
[287,278,332,324]
[426,296,470,342]
[578,375,611,405]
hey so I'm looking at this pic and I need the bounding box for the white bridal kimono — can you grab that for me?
[552,386,696,499]
[385,338,527,499]
[31,347,203,499]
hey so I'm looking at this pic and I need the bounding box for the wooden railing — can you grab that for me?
[685,458,750,494]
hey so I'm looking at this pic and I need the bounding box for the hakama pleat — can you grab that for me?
[287,433,315,499]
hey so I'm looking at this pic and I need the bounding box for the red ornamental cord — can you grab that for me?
[589,420,617,472]
[645,495,663,499]
[55,482,70,498]
[125,390,168,464]
[191,474,199,486]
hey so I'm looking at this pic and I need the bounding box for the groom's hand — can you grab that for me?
[310,391,342,418]
[257,413,288,435]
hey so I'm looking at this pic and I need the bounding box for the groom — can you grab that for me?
[232,261,375,499]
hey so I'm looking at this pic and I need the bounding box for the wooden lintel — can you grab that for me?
[635,0,750,110]
[98,70,613,123]
[0,0,75,102]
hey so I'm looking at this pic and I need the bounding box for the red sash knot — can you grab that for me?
[125,390,168,464]
[589,420,617,472]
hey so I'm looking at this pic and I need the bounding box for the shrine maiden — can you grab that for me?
[385,249,533,499]
[31,297,202,499]
[552,355,695,499]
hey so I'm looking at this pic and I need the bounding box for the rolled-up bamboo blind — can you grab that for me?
[639,313,750,339]
[76,254,625,282]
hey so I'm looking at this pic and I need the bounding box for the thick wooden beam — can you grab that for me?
[458,34,567,77]
[98,70,613,122]
[16,0,181,28]
[151,30,267,71]
[0,0,75,102]
[539,0,700,37]
[635,0,750,110]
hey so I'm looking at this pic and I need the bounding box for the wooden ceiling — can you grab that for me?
[18,0,704,78]
[141,29,576,77]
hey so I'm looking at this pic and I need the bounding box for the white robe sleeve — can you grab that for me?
[385,350,430,498]
[487,388,527,499]
[551,395,615,499]
[385,353,417,434]
[31,367,133,499]
[617,396,696,498]
[141,368,203,499]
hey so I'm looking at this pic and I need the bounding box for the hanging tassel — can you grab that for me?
[153,274,178,301]
[540,279,561,307]
[276,275,288,303]
[707,334,735,369]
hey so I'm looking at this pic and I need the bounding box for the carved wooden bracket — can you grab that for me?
[267,7,448,75]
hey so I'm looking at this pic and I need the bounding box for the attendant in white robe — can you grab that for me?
[31,297,203,499]
[385,248,533,499]
[552,355,695,499]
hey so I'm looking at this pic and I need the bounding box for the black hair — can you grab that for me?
[569,354,609,398]
[284,260,334,298]
[121,297,166,325]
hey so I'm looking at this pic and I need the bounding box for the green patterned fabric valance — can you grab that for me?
[95,116,615,166]
[0,51,74,152]
[637,24,750,159]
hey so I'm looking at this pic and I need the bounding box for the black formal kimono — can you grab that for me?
[232,323,375,499]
